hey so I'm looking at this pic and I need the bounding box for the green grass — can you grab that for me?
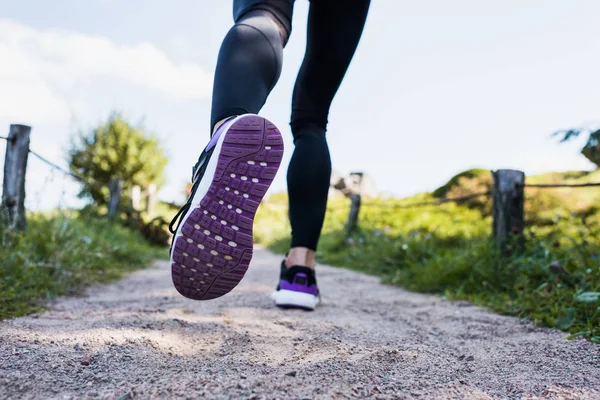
[0,212,166,320]
[255,170,600,343]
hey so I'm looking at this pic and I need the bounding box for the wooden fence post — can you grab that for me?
[2,125,31,231]
[146,183,157,214]
[346,193,362,236]
[492,169,525,248]
[130,185,141,211]
[108,178,122,219]
[346,173,364,235]
[330,172,365,236]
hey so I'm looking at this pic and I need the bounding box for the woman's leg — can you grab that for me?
[286,0,371,268]
[210,0,295,133]
[170,1,295,302]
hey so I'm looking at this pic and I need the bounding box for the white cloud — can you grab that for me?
[0,17,214,211]
[0,18,212,125]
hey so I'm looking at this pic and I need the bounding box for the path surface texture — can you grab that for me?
[1,249,599,400]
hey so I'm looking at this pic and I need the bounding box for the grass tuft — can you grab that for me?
[1,212,165,320]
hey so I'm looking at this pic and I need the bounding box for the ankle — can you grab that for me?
[212,116,236,137]
[285,247,316,269]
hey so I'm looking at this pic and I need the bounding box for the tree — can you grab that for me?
[554,127,600,168]
[68,112,168,209]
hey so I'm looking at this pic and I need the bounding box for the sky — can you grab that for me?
[0,0,598,210]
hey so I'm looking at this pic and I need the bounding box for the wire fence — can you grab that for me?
[361,191,491,210]
[26,146,110,195]
[3,133,157,194]
[3,123,600,241]
[2,125,170,247]
[524,182,600,188]
[26,148,147,209]
[2,131,84,187]
[337,169,600,241]
[1,124,162,231]
[355,180,600,211]
[28,149,84,182]
[1,128,98,186]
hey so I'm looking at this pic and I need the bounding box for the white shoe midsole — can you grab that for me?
[271,289,319,309]
[171,114,251,244]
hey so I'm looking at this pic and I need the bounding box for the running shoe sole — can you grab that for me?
[170,114,283,300]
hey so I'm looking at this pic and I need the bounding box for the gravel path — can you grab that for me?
[1,249,598,400]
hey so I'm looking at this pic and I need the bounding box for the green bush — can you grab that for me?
[68,112,168,209]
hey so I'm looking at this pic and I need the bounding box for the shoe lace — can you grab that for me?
[168,157,204,235]
[168,202,191,235]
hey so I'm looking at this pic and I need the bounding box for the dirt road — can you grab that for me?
[1,249,598,399]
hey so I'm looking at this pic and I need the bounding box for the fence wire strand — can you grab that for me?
[28,149,107,191]
[524,182,600,189]
[362,191,491,210]
[9,135,600,213]
[358,179,600,211]
[28,149,83,182]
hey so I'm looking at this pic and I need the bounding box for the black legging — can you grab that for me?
[211,0,370,250]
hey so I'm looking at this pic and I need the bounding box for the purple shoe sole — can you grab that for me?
[171,115,283,300]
